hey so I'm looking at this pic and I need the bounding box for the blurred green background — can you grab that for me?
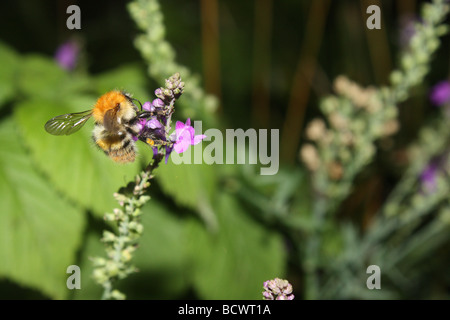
[0,0,449,299]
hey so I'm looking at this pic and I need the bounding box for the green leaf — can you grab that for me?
[17,54,91,101]
[156,154,219,229]
[0,42,19,108]
[0,118,85,299]
[156,159,217,208]
[17,54,67,99]
[14,97,143,217]
[187,193,287,299]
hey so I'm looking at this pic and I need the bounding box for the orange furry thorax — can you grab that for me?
[92,91,127,123]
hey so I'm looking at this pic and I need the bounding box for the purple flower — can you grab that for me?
[147,118,205,164]
[151,146,159,158]
[420,162,439,193]
[138,118,147,128]
[54,40,79,71]
[155,88,164,100]
[142,101,154,112]
[430,80,450,106]
[164,145,173,164]
[152,98,165,109]
[173,119,206,154]
[150,145,173,164]
[262,278,294,300]
[137,115,165,141]
[146,118,163,129]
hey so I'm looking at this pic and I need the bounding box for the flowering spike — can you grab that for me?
[262,278,294,300]
[93,73,195,300]
[152,98,164,109]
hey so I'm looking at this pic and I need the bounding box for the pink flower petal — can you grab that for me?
[174,130,191,153]
[174,143,187,153]
[146,118,162,129]
[142,101,153,111]
[176,121,185,131]
[187,126,195,140]
[192,134,206,145]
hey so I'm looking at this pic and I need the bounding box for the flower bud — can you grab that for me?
[142,101,154,112]
[262,278,294,300]
[152,98,165,108]
[155,88,164,99]
[163,88,172,97]
[102,231,116,242]
[111,290,126,300]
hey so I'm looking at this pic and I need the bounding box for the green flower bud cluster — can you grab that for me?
[300,0,449,213]
[128,0,219,122]
[383,116,450,218]
[92,170,154,300]
[297,1,450,299]
[301,77,390,205]
[390,0,449,103]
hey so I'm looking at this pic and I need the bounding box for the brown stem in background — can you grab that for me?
[280,0,331,164]
[251,0,273,129]
[396,0,416,19]
[200,0,222,112]
[361,0,392,85]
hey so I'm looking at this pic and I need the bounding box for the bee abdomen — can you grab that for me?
[93,130,136,164]
[107,144,136,163]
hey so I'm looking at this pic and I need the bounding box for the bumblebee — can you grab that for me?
[45,90,151,163]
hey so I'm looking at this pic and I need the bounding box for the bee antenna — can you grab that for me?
[131,97,143,110]
[124,92,142,110]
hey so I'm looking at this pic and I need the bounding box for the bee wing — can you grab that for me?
[44,110,93,135]
[103,106,120,132]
